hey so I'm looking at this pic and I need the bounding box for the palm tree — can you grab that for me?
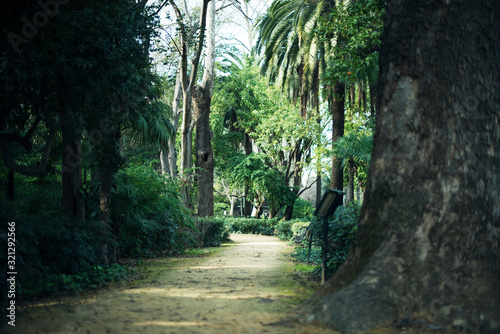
[332,130,373,203]
[255,0,343,219]
[256,0,333,118]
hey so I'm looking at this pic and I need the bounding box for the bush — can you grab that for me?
[191,218,231,247]
[292,198,315,220]
[113,165,194,258]
[0,203,129,302]
[223,217,279,236]
[291,203,361,278]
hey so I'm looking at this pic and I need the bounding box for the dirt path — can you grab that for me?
[7,234,335,334]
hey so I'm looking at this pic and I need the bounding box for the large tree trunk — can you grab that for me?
[330,82,345,191]
[193,0,215,217]
[98,127,123,265]
[170,0,210,208]
[160,146,170,177]
[180,91,193,206]
[284,139,305,220]
[315,174,321,207]
[292,1,500,332]
[243,187,252,217]
[164,65,182,180]
[61,110,85,220]
[229,193,236,216]
[346,158,355,204]
[99,169,113,265]
[243,133,253,217]
[193,85,214,217]
[168,67,183,179]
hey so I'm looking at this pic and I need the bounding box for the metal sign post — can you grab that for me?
[313,189,344,285]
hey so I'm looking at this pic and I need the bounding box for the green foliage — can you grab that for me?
[213,216,311,242]
[228,153,297,214]
[224,217,280,236]
[22,264,130,298]
[113,165,193,258]
[333,130,373,167]
[290,247,322,267]
[275,219,294,240]
[211,57,313,218]
[214,202,230,216]
[191,218,231,247]
[292,198,315,220]
[291,203,361,278]
[319,0,385,84]
[0,202,130,300]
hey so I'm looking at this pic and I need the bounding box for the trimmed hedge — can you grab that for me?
[209,216,312,242]
[191,218,231,247]
[223,217,279,236]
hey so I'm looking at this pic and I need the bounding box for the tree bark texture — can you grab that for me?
[331,82,345,191]
[193,0,215,217]
[160,146,170,177]
[170,0,210,207]
[61,110,85,220]
[316,174,322,207]
[168,67,183,179]
[346,159,355,204]
[243,133,253,217]
[284,138,305,220]
[293,1,500,332]
[244,186,252,217]
[193,85,214,217]
[98,126,123,265]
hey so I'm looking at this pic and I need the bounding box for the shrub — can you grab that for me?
[113,165,194,258]
[191,218,231,247]
[0,203,129,302]
[292,198,315,220]
[223,217,279,236]
[291,203,361,278]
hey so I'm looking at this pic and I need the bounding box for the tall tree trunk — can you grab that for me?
[229,193,236,216]
[292,1,500,332]
[316,114,322,207]
[284,138,307,221]
[98,127,123,265]
[316,174,321,207]
[331,82,345,191]
[244,186,252,217]
[180,90,193,206]
[194,0,215,217]
[160,146,170,177]
[168,67,183,179]
[243,133,253,217]
[346,158,355,204]
[99,168,113,265]
[170,0,210,207]
[193,85,214,217]
[61,110,85,220]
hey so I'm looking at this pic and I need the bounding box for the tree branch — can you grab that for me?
[151,0,169,16]
[0,115,41,151]
[297,178,317,197]
[0,133,31,150]
[0,122,59,177]
[187,0,211,93]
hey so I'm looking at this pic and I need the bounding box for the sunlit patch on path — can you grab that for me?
[6,234,335,334]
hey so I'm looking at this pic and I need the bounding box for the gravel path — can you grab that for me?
[7,234,334,334]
